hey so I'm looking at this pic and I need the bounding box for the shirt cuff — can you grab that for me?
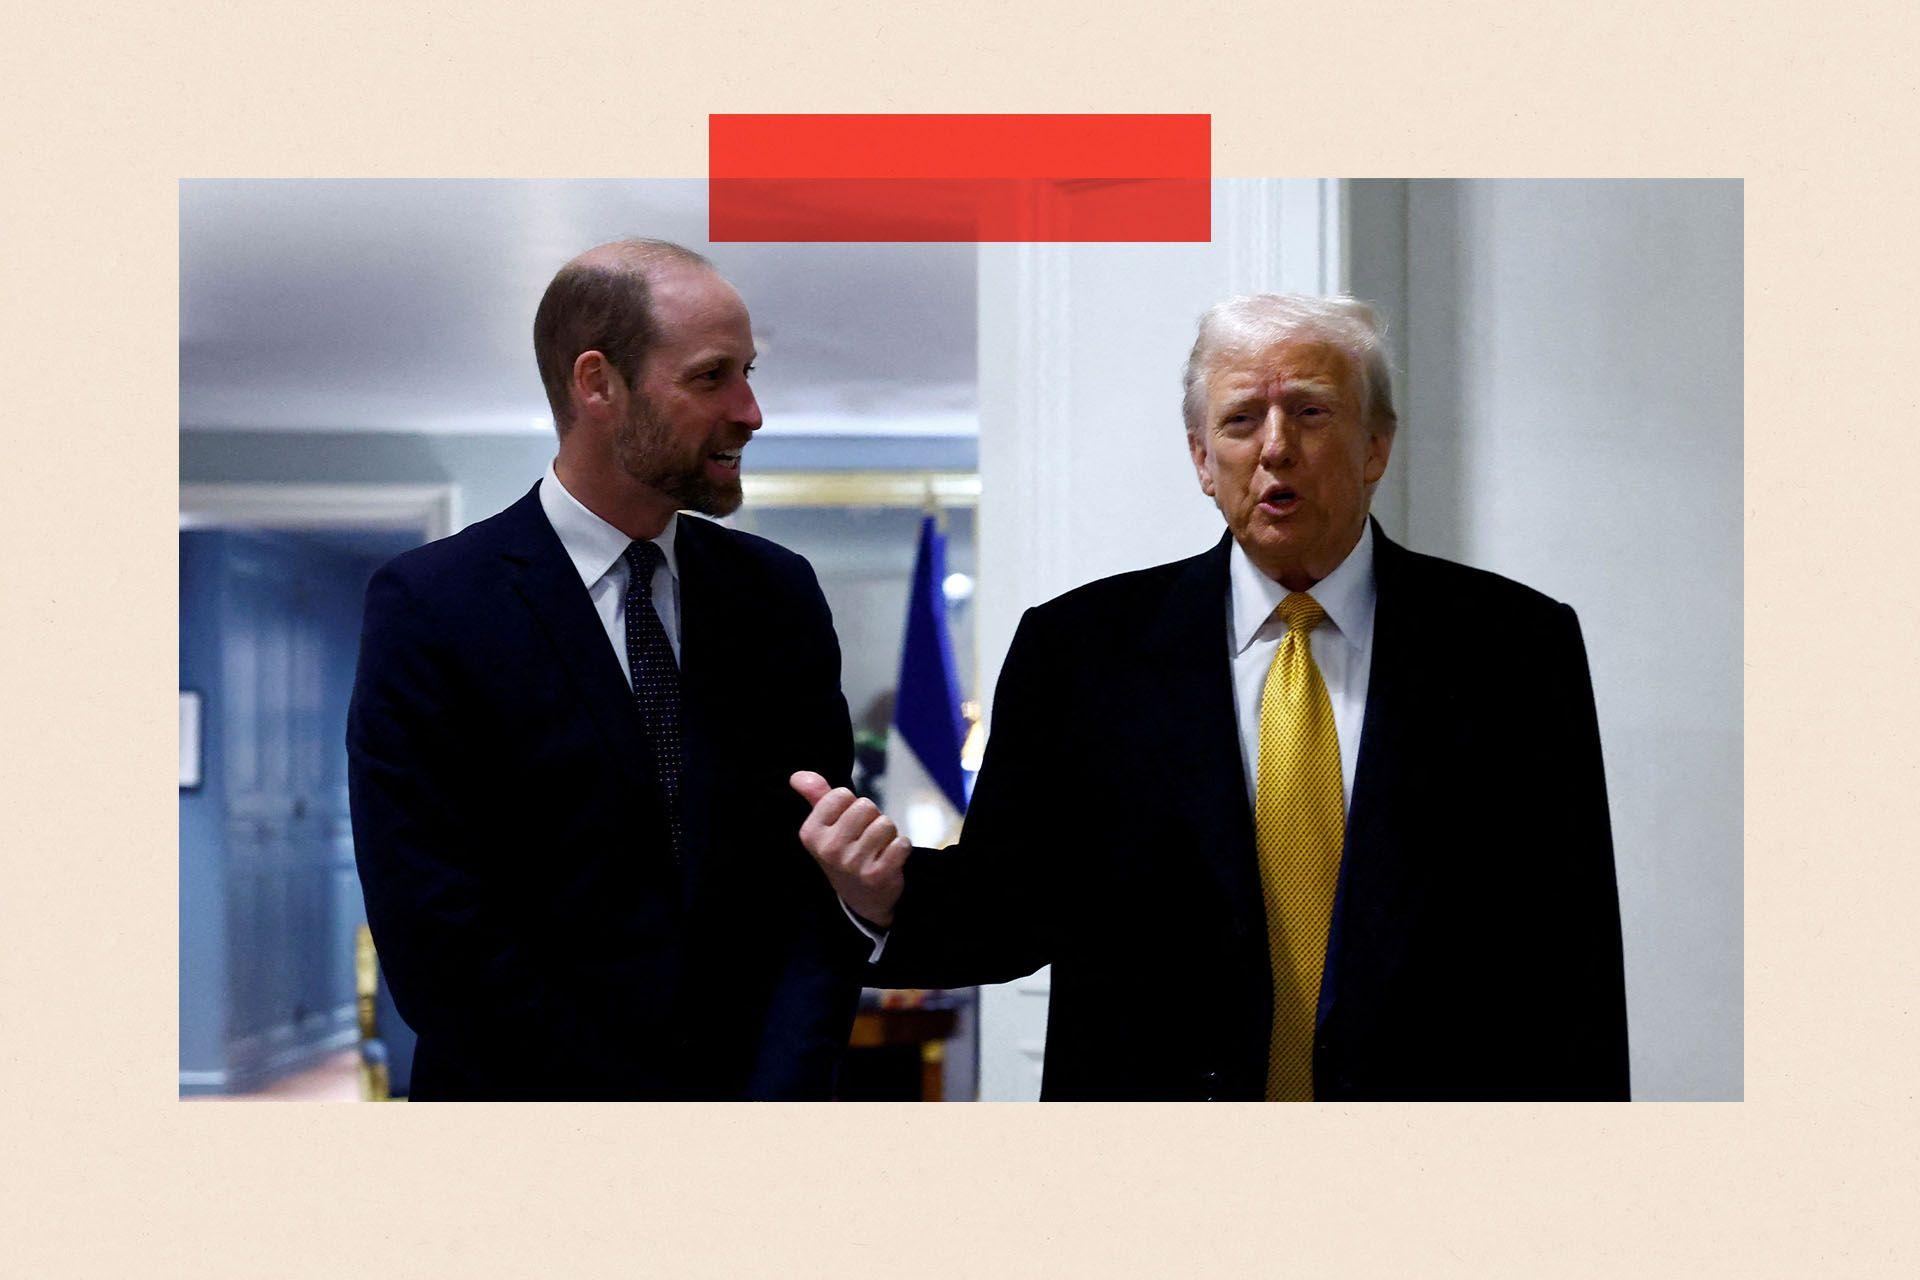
[838,897,889,963]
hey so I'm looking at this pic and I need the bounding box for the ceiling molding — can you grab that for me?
[179,483,460,540]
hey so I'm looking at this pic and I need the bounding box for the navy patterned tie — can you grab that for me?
[622,540,684,863]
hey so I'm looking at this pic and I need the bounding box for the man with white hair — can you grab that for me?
[792,293,1629,1100]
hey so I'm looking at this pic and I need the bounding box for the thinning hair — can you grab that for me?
[1182,293,1398,438]
[532,237,715,435]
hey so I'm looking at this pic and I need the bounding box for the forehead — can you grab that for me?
[644,266,754,357]
[1205,336,1361,401]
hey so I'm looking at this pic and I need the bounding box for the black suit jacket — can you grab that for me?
[874,521,1629,1100]
[346,485,863,1099]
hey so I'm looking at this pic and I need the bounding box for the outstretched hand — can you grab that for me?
[790,771,908,928]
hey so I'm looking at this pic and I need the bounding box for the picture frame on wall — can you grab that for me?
[179,690,202,790]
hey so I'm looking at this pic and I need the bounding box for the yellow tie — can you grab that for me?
[1255,592,1345,1101]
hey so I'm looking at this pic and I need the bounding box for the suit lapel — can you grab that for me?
[494,485,655,787]
[1138,534,1266,939]
[1320,520,1446,1027]
[666,514,733,898]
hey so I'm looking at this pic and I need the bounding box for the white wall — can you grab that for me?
[1399,180,1743,1099]
[1347,179,1412,543]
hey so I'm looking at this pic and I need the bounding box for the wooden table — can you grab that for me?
[844,1005,960,1101]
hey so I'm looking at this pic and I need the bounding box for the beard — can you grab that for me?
[612,395,744,518]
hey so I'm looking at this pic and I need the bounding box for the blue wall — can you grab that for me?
[179,533,229,1086]
[179,528,413,1094]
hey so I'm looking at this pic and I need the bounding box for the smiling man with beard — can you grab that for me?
[347,239,864,1099]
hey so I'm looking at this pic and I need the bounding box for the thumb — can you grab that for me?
[789,770,831,806]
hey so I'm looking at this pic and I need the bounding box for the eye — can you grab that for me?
[742,361,756,380]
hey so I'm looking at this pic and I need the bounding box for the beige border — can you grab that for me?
[3,0,1916,1273]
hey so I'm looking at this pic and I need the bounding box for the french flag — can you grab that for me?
[886,516,971,847]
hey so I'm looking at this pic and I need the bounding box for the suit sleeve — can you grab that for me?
[866,607,1063,990]
[346,564,621,1075]
[743,560,865,1099]
[1532,603,1632,1099]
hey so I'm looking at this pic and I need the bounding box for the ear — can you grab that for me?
[1362,424,1393,486]
[1188,430,1217,498]
[570,350,623,423]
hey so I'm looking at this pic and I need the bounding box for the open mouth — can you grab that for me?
[1259,485,1300,516]
[706,449,743,474]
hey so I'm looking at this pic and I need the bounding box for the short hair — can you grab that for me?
[1181,293,1398,438]
[532,238,715,434]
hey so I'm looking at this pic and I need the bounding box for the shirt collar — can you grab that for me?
[538,460,680,590]
[1229,518,1376,655]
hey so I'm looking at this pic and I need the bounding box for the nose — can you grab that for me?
[1257,407,1295,468]
[734,379,763,433]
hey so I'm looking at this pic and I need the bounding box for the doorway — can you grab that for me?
[178,484,451,1097]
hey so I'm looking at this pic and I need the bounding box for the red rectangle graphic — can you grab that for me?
[708,114,1211,243]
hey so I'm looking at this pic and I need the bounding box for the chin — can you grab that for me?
[669,474,744,518]
[699,486,744,518]
[1245,522,1308,556]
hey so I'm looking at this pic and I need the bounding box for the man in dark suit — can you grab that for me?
[348,239,862,1100]
[793,293,1629,1100]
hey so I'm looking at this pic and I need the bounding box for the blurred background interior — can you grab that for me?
[180,178,1743,1101]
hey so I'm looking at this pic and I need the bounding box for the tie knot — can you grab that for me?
[1278,592,1327,637]
[624,540,664,591]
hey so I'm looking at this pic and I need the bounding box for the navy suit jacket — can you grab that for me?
[346,485,863,1099]
[874,521,1630,1100]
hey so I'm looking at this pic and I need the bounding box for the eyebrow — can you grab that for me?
[680,348,756,373]
[1216,377,1340,414]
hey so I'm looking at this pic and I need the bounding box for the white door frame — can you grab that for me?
[178,480,458,1096]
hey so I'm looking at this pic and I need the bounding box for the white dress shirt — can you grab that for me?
[537,461,682,680]
[1227,520,1377,814]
